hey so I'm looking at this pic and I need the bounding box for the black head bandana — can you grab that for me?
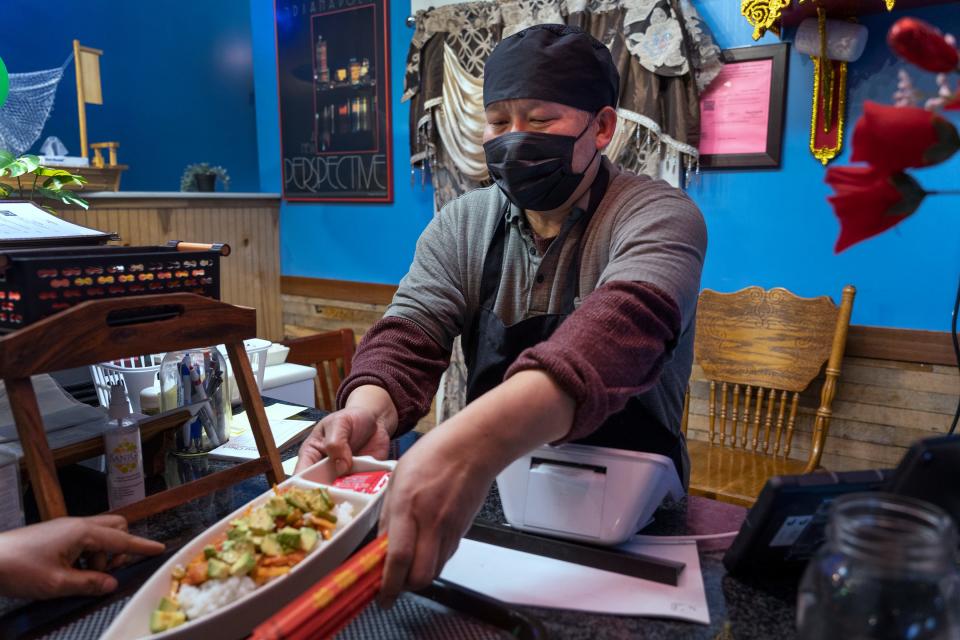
[483,24,620,113]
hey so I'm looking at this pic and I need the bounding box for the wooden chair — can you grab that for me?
[0,293,284,522]
[681,285,856,507]
[283,329,356,411]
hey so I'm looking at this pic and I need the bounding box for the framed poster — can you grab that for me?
[698,43,789,169]
[275,0,393,202]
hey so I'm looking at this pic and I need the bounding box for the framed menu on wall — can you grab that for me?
[275,0,393,202]
[698,43,789,169]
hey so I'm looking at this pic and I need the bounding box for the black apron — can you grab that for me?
[462,165,686,479]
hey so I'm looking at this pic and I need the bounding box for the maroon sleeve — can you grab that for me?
[336,316,451,435]
[504,280,681,442]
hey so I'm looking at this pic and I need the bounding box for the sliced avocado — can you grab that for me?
[207,558,230,579]
[150,609,187,633]
[157,596,179,612]
[266,495,291,518]
[203,545,218,560]
[230,551,256,576]
[284,492,310,513]
[318,488,334,510]
[223,540,254,564]
[248,508,276,535]
[300,526,319,552]
[228,522,250,541]
[219,548,239,565]
[260,533,283,556]
[277,526,301,550]
[304,491,329,514]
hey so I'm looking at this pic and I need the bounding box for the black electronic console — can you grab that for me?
[884,434,960,530]
[723,435,960,577]
[722,468,891,576]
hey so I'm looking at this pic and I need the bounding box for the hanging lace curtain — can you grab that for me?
[0,56,72,156]
[404,0,722,207]
[402,0,723,422]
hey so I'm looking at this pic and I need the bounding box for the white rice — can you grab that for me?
[178,575,256,620]
[334,501,355,529]
[175,501,355,622]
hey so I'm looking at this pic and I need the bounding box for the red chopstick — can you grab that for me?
[313,568,383,638]
[251,534,388,640]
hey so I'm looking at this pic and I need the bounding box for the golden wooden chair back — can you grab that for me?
[681,285,855,504]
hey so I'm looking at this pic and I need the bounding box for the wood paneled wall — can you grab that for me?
[279,276,959,467]
[60,196,283,341]
[686,358,958,471]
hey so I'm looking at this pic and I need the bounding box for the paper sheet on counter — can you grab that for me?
[282,456,299,476]
[439,536,710,624]
[209,418,314,461]
[227,403,309,437]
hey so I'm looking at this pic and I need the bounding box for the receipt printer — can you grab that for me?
[496,443,684,545]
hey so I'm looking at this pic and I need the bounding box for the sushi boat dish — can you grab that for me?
[101,456,395,640]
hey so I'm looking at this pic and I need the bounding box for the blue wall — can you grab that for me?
[0,0,260,192]
[253,0,959,330]
[692,0,959,331]
[250,0,435,285]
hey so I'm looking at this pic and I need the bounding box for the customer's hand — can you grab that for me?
[295,407,392,474]
[0,515,165,600]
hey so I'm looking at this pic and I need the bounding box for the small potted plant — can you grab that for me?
[0,150,89,210]
[180,163,230,192]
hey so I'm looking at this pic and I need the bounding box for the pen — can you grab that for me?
[206,372,226,442]
[190,364,221,447]
[180,356,193,449]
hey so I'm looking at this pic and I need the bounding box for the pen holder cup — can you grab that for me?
[159,349,232,455]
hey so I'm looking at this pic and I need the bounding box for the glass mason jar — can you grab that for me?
[797,493,960,639]
[159,348,232,455]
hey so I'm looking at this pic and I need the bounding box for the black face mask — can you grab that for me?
[484,119,597,212]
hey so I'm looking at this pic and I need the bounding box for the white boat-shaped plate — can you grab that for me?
[101,456,396,640]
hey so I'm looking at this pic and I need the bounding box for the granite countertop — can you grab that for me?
[0,405,799,638]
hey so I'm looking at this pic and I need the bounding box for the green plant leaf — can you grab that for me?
[18,155,41,173]
[5,160,29,178]
[0,183,11,197]
[64,194,89,209]
[42,175,86,190]
[0,150,14,172]
[36,187,88,209]
[35,167,73,177]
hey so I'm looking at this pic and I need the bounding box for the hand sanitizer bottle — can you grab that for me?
[103,383,146,510]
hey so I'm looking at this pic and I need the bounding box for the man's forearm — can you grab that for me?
[505,280,680,442]
[337,316,451,434]
[428,369,574,477]
[343,384,400,438]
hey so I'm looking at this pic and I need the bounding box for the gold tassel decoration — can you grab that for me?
[809,8,848,164]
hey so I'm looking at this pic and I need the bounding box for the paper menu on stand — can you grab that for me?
[439,536,710,624]
[0,202,113,245]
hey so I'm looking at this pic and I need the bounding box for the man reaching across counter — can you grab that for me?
[296,24,707,605]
